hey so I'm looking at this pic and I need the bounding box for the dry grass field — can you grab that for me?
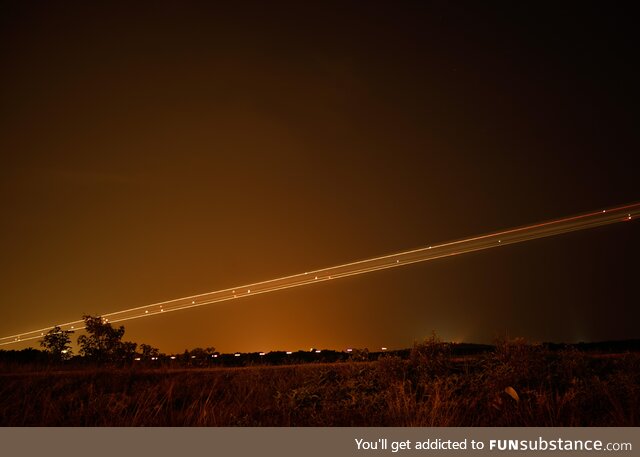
[1,339,638,426]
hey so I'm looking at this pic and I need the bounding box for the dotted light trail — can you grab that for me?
[1,202,639,346]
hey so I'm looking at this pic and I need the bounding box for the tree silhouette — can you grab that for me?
[139,343,160,360]
[39,326,73,362]
[77,315,136,363]
[119,341,138,361]
[181,347,216,366]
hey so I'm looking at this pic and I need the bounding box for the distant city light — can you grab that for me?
[234,353,241,357]
[286,351,292,355]
[381,347,388,351]
[134,357,141,361]
[259,352,266,356]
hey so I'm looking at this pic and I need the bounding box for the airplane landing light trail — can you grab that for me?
[1,202,639,346]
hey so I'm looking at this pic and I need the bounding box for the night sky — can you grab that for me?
[1,1,638,353]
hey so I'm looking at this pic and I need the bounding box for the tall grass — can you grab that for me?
[1,340,638,426]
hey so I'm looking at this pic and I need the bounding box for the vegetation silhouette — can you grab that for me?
[77,315,137,364]
[39,326,73,362]
[1,336,639,426]
[2,317,640,426]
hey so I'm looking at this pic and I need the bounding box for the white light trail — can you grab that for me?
[1,202,639,346]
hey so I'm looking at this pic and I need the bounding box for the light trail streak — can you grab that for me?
[1,202,639,346]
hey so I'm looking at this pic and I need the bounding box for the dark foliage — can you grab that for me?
[1,340,639,426]
[77,315,137,364]
[40,326,73,361]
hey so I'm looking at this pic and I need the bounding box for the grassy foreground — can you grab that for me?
[1,340,638,426]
